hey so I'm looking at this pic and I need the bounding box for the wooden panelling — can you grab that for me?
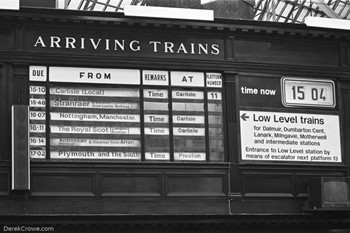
[0,24,14,51]
[339,43,348,67]
[224,36,235,60]
[101,172,162,197]
[0,171,9,196]
[235,39,339,67]
[347,46,350,67]
[342,89,350,128]
[27,164,229,200]
[30,172,96,197]
[0,64,9,160]
[13,65,28,105]
[295,172,345,197]
[230,199,306,214]
[225,78,239,166]
[225,81,236,124]
[166,173,226,197]
[23,199,229,215]
[242,172,293,197]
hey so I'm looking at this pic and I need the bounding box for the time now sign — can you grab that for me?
[239,76,336,109]
[238,77,282,108]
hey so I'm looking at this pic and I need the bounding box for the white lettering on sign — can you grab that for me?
[51,138,140,147]
[143,89,168,99]
[29,66,47,82]
[145,152,170,160]
[173,127,205,136]
[50,112,140,122]
[173,115,204,124]
[240,86,277,96]
[51,151,141,160]
[171,71,204,87]
[172,90,204,99]
[49,67,140,84]
[144,114,169,123]
[143,70,169,86]
[239,110,341,163]
[51,126,140,135]
[174,152,206,161]
[144,127,170,135]
[206,73,222,88]
[50,87,139,97]
[50,100,139,109]
[33,36,221,56]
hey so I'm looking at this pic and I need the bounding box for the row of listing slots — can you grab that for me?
[29,85,224,162]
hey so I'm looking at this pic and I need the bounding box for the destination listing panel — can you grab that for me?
[240,111,341,163]
[50,86,141,160]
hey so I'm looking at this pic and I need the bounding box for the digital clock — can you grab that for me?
[281,77,336,108]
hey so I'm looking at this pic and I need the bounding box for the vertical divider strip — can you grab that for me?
[45,66,50,159]
[204,73,210,162]
[140,70,145,161]
[168,71,174,162]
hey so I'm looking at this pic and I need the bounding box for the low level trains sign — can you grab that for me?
[238,76,341,163]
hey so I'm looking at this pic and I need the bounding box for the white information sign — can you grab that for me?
[51,151,141,160]
[142,70,169,86]
[172,91,204,99]
[30,66,47,82]
[30,137,46,146]
[173,127,205,136]
[51,112,140,122]
[174,152,206,161]
[30,150,46,159]
[173,115,204,124]
[144,115,169,123]
[144,127,169,135]
[206,73,222,88]
[50,87,139,97]
[51,126,140,135]
[171,71,204,87]
[51,138,140,147]
[49,67,140,85]
[50,100,139,109]
[143,89,168,99]
[145,152,170,160]
[30,86,46,94]
[29,111,46,120]
[30,124,45,133]
[207,92,222,100]
[30,98,46,107]
[240,110,342,163]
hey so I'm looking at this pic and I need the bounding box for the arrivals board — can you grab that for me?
[29,66,224,162]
